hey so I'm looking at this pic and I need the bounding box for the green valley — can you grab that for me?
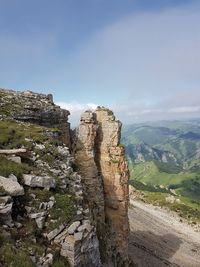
[122,119,200,224]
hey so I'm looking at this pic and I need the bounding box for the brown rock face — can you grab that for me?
[74,107,129,266]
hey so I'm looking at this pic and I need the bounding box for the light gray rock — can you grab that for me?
[0,148,26,154]
[60,235,75,264]
[67,221,81,234]
[7,156,21,164]
[0,176,24,196]
[54,228,69,244]
[35,144,45,150]
[57,146,69,156]
[8,174,18,182]
[23,174,56,189]
[29,211,47,219]
[74,232,83,241]
[47,224,65,241]
[47,200,54,209]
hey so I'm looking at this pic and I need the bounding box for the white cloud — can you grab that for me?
[60,3,200,123]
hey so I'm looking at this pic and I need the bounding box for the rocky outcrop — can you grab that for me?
[0,88,130,267]
[74,107,129,266]
[0,175,24,196]
[0,88,71,146]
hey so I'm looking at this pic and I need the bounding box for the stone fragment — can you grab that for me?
[67,221,81,234]
[7,156,21,164]
[57,146,70,156]
[23,174,56,189]
[74,232,83,241]
[35,143,45,150]
[29,211,47,219]
[47,224,65,241]
[0,176,24,196]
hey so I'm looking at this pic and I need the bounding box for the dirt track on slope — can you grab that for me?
[129,200,200,267]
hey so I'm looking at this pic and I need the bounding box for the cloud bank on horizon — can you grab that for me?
[0,0,200,124]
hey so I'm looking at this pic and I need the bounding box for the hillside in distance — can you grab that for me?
[122,119,200,172]
[122,119,200,225]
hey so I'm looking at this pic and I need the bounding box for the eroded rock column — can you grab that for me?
[74,107,129,266]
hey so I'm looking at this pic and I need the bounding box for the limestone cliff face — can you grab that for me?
[0,89,70,146]
[74,107,130,266]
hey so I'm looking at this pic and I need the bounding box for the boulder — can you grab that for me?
[23,174,56,189]
[67,221,81,234]
[0,176,24,196]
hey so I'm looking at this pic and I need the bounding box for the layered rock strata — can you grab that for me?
[74,107,129,266]
[0,88,70,146]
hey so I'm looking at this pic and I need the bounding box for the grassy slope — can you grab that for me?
[0,119,74,266]
[129,161,200,200]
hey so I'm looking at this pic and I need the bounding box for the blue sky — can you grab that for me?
[0,0,200,125]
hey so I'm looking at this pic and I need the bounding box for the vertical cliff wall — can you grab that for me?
[74,107,130,266]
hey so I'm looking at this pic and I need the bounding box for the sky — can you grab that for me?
[0,0,200,125]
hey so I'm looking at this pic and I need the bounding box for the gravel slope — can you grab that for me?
[129,199,200,267]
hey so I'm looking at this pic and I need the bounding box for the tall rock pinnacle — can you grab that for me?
[74,107,130,266]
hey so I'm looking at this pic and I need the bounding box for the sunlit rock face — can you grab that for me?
[74,107,130,266]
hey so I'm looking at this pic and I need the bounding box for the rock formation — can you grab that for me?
[0,88,71,146]
[74,107,129,266]
[0,88,130,267]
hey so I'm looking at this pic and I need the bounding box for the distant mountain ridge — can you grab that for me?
[122,119,200,172]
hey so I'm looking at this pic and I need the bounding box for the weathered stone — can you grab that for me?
[0,176,24,196]
[54,228,69,244]
[29,211,47,219]
[57,146,70,156]
[74,107,129,265]
[23,174,56,189]
[7,156,21,164]
[0,89,71,147]
[0,148,26,154]
[8,174,18,182]
[74,232,83,241]
[47,224,65,241]
[35,144,45,150]
[67,221,81,234]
